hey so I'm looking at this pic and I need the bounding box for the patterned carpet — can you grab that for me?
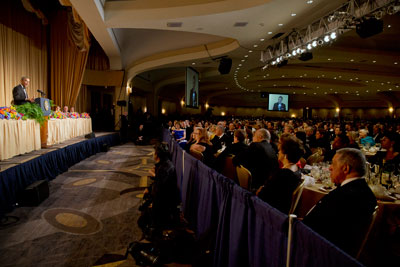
[0,143,155,267]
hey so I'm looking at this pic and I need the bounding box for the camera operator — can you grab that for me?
[138,143,181,237]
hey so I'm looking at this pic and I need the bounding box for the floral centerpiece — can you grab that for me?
[0,106,23,120]
[80,113,90,118]
[50,110,67,119]
[69,112,80,119]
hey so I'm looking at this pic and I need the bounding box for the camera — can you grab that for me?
[138,193,152,212]
[127,241,162,266]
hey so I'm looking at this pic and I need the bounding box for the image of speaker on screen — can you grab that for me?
[185,67,199,108]
[189,75,198,107]
[268,94,289,111]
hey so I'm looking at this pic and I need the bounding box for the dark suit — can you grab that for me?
[303,178,377,256]
[272,102,286,111]
[211,133,232,153]
[233,140,279,190]
[13,84,29,105]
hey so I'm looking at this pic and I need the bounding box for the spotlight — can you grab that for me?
[292,50,297,56]
[286,53,292,58]
[324,35,330,42]
[279,56,284,61]
[296,48,302,54]
[307,43,312,50]
[312,40,317,47]
[356,17,383,38]
[271,60,276,65]
[330,32,337,39]
[387,5,400,15]
[317,39,324,45]
[276,57,281,63]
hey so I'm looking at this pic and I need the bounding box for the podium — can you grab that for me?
[35,97,51,116]
[35,97,51,148]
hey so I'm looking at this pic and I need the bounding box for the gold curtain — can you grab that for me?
[0,0,48,107]
[50,9,89,109]
[74,84,87,113]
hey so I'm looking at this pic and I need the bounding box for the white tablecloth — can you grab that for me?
[0,119,41,161]
[47,118,92,146]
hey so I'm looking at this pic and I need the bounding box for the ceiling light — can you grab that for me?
[330,32,337,39]
[307,43,312,50]
[260,38,265,41]
[324,92,327,94]
[241,59,245,62]
[395,62,398,64]
[312,40,317,47]
[249,50,253,53]
[271,61,276,65]
[286,53,292,58]
[377,89,380,91]
[389,88,392,91]
[350,59,354,62]
[238,64,242,66]
[317,39,324,45]
[346,91,349,93]
[388,25,392,28]
[328,58,332,61]
[296,48,302,54]
[373,60,376,63]
[314,92,316,95]
[276,57,281,63]
[292,50,297,56]
[268,31,273,34]
[278,23,283,26]
[192,62,196,65]
[244,55,249,58]
[293,92,296,94]
[291,13,296,16]
[324,35,330,42]
[304,92,306,94]
[253,44,258,48]
[307,0,313,4]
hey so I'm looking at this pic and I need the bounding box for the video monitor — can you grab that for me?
[185,67,199,108]
[268,93,289,112]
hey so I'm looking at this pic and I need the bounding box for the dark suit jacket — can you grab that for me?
[258,168,301,214]
[303,178,377,256]
[233,140,279,190]
[13,84,28,105]
[273,102,286,111]
[211,133,232,153]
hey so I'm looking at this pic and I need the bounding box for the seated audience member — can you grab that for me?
[372,124,384,143]
[211,125,232,153]
[295,131,312,160]
[346,131,360,149]
[138,143,180,235]
[371,132,400,174]
[63,106,69,113]
[313,128,331,153]
[225,122,236,144]
[233,129,279,190]
[306,126,317,148]
[172,122,187,148]
[219,129,248,157]
[324,133,350,162]
[190,127,215,167]
[303,148,377,256]
[257,134,303,213]
[359,129,375,146]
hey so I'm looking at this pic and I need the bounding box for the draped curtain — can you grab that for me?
[50,8,89,109]
[0,0,47,107]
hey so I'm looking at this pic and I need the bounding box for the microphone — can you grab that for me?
[37,89,46,96]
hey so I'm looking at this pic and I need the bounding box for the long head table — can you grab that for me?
[47,118,92,146]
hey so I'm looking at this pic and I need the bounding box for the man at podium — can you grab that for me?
[13,76,34,105]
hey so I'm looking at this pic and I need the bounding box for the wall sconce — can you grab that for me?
[144,107,147,112]
[126,85,132,95]
[221,111,225,116]
[291,114,296,118]
[389,107,394,113]
[181,100,185,106]
[162,108,166,114]
[205,103,209,109]
[336,107,340,112]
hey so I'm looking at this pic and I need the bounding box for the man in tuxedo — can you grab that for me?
[272,96,286,111]
[13,76,34,105]
[211,125,232,153]
[233,128,279,190]
[303,148,377,256]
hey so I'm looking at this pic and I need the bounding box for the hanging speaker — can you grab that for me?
[218,58,232,75]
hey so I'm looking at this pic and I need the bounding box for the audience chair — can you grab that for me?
[190,150,204,161]
[288,179,306,215]
[221,155,239,184]
[236,165,252,190]
[356,205,379,259]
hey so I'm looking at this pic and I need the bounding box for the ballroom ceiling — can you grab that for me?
[70,0,400,109]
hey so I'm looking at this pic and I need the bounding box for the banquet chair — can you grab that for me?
[190,150,204,161]
[221,155,239,184]
[356,205,379,259]
[288,179,306,215]
[236,165,252,190]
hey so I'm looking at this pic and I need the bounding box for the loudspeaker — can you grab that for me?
[117,100,127,107]
[299,52,313,61]
[218,58,232,75]
[356,18,383,38]
[20,180,49,206]
[85,132,96,139]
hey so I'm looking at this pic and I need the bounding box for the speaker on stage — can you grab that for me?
[218,57,232,75]
[85,132,96,139]
[20,180,49,206]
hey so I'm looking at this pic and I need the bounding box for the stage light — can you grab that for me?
[276,57,281,63]
[307,43,312,50]
[312,40,317,47]
[387,5,400,15]
[336,107,340,112]
[286,53,291,58]
[271,60,276,65]
[324,35,330,42]
[330,32,337,39]
[389,107,394,113]
[292,50,297,56]
[296,48,302,54]
[317,39,324,45]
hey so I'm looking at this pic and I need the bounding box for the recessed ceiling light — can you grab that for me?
[278,23,283,26]
[238,64,242,66]
[377,89,380,91]
[328,58,332,61]
[335,92,338,94]
[395,62,398,65]
[268,31,273,34]
[260,38,265,41]
[346,91,349,93]
[356,91,359,93]
[372,60,376,63]
[241,59,245,62]
[282,75,285,77]
[234,22,248,27]
[236,67,240,70]
[339,76,342,78]
[388,25,391,28]
[291,13,296,16]
[304,92,306,94]
[366,90,369,92]
[192,62,196,65]
[313,92,317,95]
[321,74,324,77]
[273,84,276,86]
[389,88,392,91]
[350,59,354,62]
[307,0,313,4]
[316,86,319,89]
[324,92,327,94]
[357,93,360,96]
[293,92,296,94]
[244,55,249,58]
[249,50,253,53]
[225,87,228,90]
[330,88,333,90]
[350,79,353,81]
[253,44,258,48]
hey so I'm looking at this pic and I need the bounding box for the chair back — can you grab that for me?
[236,165,252,189]
[190,150,204,161]
[356,205,379,259]
[289,179,305,215]
[221,156,239,184]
